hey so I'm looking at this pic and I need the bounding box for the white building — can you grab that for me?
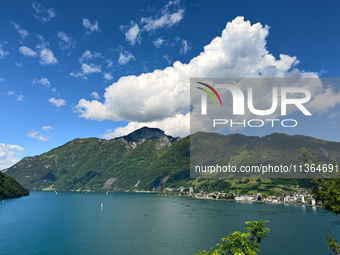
[284,196,290,203]
[189,187,194,193]
[244,195,254,202]
[296,195,305,203]
[307,198,316,205]
[289,197,296,203]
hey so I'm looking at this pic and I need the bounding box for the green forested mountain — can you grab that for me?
[0,170,29,199]
[5,127,340,192]
[6,127,185,192]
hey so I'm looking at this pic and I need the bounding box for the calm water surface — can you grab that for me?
[0,191,339,255]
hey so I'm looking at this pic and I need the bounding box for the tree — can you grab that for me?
[312,178,340,214]
[256,178,262,185]
[295,149,340,254]
[243,178,250,184]
[325,235,340,255]
[195,220,270,255]
[297,147,319,164]
[297,147,323,173]
[0,171,29,199]
[311,159,340,254]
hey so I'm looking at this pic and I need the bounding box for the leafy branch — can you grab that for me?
[195,220,270,255]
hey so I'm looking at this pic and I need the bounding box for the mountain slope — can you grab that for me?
[6,127,182,191]
[5,128,340,192]
[0,171,29,199]
[190,132,340,173]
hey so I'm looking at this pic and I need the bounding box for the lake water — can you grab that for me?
[1,191,339,255]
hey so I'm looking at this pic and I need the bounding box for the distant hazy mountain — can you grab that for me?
[5,127,340,191]
[0,170,29,199]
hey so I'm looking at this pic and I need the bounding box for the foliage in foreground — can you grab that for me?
[300,147,340,254]
[312,178,340,215]
[195,220,270,255]
[312,177,340,254]
[325,235,340,255]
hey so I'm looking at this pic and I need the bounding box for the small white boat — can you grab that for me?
[101,203,103,210]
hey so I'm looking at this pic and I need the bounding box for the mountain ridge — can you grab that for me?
[5,128,340,192]
[114,126,181,149]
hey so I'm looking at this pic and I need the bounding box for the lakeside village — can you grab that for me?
[160,186,318,206]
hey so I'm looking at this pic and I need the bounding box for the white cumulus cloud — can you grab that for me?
[153,38,165,48]
[7,91,24,101]
[39,48,57,65]
[121,22,141,45]
[79,50,102,63]
[81,63,101,74]
[32,77,51,87]
[19,46,37,57]
[57,31,75,50]
[27,130,49,142]
[103,73,113,81]
[41,126,54,131]
[117,46,135,65]
[0,43,9,59]
[91,92,100,99]
[141,0,185,32]
[26,126,54,143]
[49,97,66,107]
[75,16,335,138]
[70,63,101,79]
[307,86,340,113]
[120,1,184,46]
[16,95,25,101]
[10,21,29,40]
[83,18,100,35]
[163,54,172,64]
[105,59,113,68]
[0,143,24,170]
[32,2,56,23]
[179,39,191,54]
[34,36,58,65]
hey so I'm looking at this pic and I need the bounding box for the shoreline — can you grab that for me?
[158,192,323,209]
[32,189,323,209]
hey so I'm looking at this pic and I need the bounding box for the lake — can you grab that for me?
[0,191,338,255]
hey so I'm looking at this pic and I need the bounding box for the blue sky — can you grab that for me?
[1,0,340,169]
